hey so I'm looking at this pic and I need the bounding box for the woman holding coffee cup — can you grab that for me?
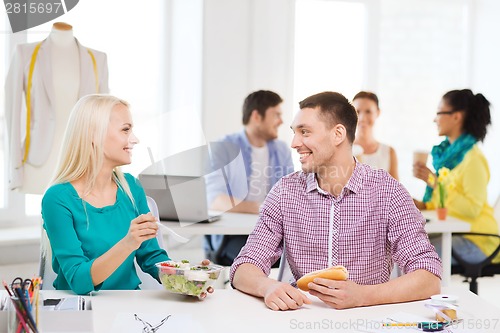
[352,91,399,180]
[413,89,498,264]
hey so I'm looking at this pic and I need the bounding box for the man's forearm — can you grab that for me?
[362,269,440,306]
[232,263,278,297]
[210,195,260,214]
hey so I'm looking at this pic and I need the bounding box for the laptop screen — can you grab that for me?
[139,174,219,223]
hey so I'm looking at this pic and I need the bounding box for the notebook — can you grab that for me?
[138,174,221,223]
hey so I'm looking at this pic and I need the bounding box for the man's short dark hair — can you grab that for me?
[299,91,358,143]
[242,90,283,125]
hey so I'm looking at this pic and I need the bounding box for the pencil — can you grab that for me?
[34,282,40,326]
[2,280,13,296]
[10,297,30,333]
[383,322,445,329]
[383,322,418,327]
[14,288,38,333]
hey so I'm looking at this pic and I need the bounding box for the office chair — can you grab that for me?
[204,235,234,266]
[38,196,166,290]
[39,228,57,290]
[451,195,500,294]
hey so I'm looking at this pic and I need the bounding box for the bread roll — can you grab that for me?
[297,265,348,291]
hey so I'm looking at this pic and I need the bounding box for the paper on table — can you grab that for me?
[111,312,205,333]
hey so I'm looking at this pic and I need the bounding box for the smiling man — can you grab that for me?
[205,90,294,266]
[230,91,441,311]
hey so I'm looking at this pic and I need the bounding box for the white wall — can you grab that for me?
[376,0,471,198]
[471,0,500,203]
[202,0,295,147]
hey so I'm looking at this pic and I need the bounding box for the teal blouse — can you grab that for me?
[41,173,170,294]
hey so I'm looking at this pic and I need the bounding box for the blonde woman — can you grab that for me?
[42,95,191,294]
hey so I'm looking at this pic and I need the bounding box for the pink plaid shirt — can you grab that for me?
[230,163,442,285]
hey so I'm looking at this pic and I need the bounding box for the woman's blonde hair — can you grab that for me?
[51,94,135,207]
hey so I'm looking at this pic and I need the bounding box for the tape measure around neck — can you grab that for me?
[23,42,42,164]
[87,49,99,92]
[23,42,99,164]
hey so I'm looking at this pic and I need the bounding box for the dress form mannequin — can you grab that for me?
[5,22,109,192]
[21,23,80,194]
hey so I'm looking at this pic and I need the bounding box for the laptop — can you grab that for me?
[139,174,221,223]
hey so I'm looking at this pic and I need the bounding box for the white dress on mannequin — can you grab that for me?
[22,27,80,194]
[5,23,109,193]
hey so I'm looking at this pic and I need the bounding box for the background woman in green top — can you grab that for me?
[413,89,498,263]
[42,94,200,294]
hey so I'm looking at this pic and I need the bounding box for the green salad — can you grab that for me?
[160,274,208,296]
[156,260,223,297]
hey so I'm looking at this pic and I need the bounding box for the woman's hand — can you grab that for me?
[123,213,159,251]
[199,259,215,299]
[199,286,215,299]
[413,163,435,187]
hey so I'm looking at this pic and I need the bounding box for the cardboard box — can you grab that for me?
[0,309,7,333]
[0,297,93,333]
[0,295,94,333]
[39,300,93,333]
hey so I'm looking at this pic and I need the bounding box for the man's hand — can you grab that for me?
[307,278,367,309]
[233,263,311,311]
[264,281,312,311]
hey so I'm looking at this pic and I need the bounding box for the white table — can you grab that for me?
[421,211,470,286]
[30,287,500,333]
[162,211,471,286]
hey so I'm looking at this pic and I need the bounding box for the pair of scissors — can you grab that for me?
[11,277,34,311]
[11,277,33,292]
